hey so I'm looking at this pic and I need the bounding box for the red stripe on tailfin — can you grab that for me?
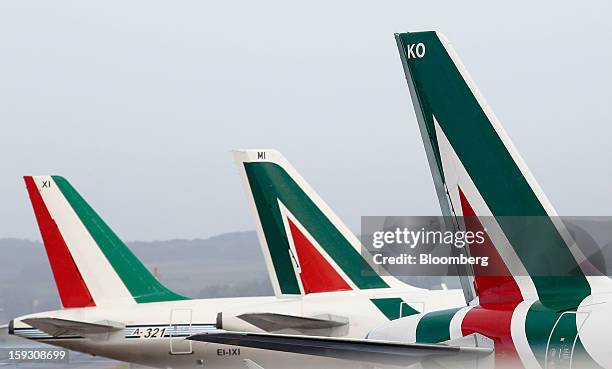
[24,176,95,308]
[458,187,523,307]
[287,219,352,294]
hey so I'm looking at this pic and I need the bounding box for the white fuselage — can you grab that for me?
[11,288,464,369]
[368,292,612,369]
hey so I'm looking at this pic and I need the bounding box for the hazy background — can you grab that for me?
[2,3,610,367]
[1,1,611,241]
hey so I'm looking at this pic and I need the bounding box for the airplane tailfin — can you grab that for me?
[234,150,404,297]
[395,31,600,308]
[24,176,188,307]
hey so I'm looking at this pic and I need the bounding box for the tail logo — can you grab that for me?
[240,159,390,296]
[25,175,188,306]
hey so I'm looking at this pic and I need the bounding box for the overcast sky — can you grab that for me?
[1,1,611,241]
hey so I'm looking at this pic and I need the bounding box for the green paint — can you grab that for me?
[244,162,389,295]
[52,176,188,303]
[396,32,599,366]
[525,302,602,369]
[395,32,590,310]
[415,307,461,343]
[371,298,419,320]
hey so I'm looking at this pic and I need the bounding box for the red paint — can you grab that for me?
[461,308,520,367]
[287,219,352,294]
[458,187,522,366]
[458,187,523,307]
[24,176,95,308]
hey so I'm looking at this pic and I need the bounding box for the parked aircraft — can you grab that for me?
[7,148,464,368]
[192,31,612,369]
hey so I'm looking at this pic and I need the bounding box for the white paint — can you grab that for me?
[33,176,134,305]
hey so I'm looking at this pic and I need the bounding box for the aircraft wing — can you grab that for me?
[189,331,493,366]
[22,317,124,338]
[237,313,348,331]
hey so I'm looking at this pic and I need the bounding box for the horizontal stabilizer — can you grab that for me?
[237,313,348,332]
[189,331,493,366]
[443,333,494,349]
[22,318,124,338]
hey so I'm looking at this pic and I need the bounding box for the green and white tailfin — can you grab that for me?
[24,176,188,307]
[395,31,611,308]
[234,150,407,297]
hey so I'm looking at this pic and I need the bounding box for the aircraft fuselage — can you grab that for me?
[10,288,463,369]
